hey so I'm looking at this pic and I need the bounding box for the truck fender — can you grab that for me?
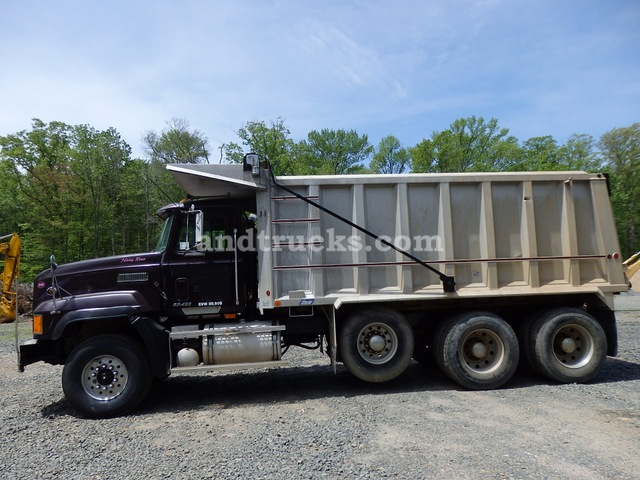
[52,305,139,340]
[52,308,170,379]
[588,307,618,357]
[130,315,171,378]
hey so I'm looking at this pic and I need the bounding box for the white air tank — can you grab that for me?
[176,347,200,367]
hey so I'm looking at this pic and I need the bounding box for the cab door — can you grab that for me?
[161,205,252,320]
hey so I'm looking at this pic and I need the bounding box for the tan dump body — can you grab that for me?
[167,165,628,311]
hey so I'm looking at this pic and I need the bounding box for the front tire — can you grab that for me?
[62,334,151,418]
[338,309,414,383]
[528,308,607,383]
[435,312,519,390]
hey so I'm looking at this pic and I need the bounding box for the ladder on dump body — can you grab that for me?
[269,184,324,300]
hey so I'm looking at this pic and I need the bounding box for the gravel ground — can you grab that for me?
[1,296,639,480]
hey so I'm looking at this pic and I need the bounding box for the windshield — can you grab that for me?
[153,216,173,252]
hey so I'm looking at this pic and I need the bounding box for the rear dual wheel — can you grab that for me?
[526,308,606,383]
[435,312,519,390]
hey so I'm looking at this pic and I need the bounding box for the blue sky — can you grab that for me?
[1,0,638,159]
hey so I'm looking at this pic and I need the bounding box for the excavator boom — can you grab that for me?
[623,252,640,278]
[0,233,21,323]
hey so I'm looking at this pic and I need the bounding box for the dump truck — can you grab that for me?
[18,155,628,418]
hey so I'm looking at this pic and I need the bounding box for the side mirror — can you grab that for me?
[194,210,203,246]
[180,209,204,251]
[243,153,261,176]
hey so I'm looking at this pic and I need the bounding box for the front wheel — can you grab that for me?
[435,312,519,390]
[62,334,152,418]
[338,309,414,383]
[528,308,607,383]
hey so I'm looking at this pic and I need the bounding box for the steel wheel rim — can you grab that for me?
[356,322,398,364]
[552,323,594,368]
[81,355,129,401]
[459,328,505,375]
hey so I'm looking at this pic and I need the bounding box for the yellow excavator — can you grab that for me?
[623,251,640,292]
[0,233,21,323]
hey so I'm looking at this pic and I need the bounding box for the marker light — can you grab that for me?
[33,314,43,335]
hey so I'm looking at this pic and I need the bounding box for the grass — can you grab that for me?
[0,320,33,344]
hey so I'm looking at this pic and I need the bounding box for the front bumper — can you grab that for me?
[18,340,60,372]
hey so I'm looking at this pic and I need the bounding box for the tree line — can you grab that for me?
[0,116,638,280]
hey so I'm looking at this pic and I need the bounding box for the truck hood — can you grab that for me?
[33,252,163,307]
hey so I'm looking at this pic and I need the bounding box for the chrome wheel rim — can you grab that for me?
[356,322,398,364]
[460,328,505,375]
[552,323,593,368]
[81,355,129,401]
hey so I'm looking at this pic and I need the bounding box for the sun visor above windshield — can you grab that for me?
[166,164,266,199]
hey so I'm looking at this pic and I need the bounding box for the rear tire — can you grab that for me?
[339,309,414,383]
[62,334,151,418]
[435,311,519,390]
[528,308,606,383]
[517,310,542,372]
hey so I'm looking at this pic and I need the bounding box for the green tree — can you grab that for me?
[297,128,372,175]
[517,136,564,171]
[600,123,640,257]
[141,119,201,224]
[0,119,146,278]
[515,134,603,172]
[71,125,132,257]
[0,119,75,273]
[120,158,173,253]
[144,118,210,164]
[410,136,437,173]
[371,135,409,174]
[0,157,23,234]
[225,118,296,174]
[411,116,517,172]
[560,134,602,171]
